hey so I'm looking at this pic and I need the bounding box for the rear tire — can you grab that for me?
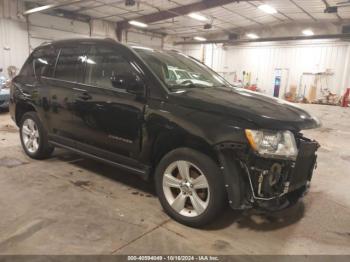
[19,112,54,159]
[155,147,226,227]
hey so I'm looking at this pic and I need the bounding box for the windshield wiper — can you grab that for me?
[167,81,217,92]
[184,83,204,89]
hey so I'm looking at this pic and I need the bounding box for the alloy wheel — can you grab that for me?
[162,160,210,217]
[22,119,40,154]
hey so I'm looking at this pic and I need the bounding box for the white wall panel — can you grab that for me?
[223,41,350,96]
[0,0,28,76]
[28,13,91,50]
[0,18,29,77]
[0,0,25,19]
[28,15,118,51]
[1,15,161,78]
[180,44,204,61]
[90,19,116,40]
[126,30,163,49]
[182,40,350,96]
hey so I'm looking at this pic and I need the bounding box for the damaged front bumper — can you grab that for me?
[216,134,320,211]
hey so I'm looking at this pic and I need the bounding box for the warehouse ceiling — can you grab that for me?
[25,0,350,39]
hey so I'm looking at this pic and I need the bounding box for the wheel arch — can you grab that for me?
[151,130,219,170]
[15,102,36,126]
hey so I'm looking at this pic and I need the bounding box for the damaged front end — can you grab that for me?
[217,132,320,211]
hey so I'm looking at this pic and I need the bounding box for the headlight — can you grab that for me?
[245,129,298,160]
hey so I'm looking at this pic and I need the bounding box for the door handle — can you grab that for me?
[73,87,92,101]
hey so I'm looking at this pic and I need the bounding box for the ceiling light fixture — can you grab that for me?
[188,12,208,21]
[194,36,207,41]
[246,33,259,39]
[128,20,148,28]
[23,0,86,15]
[23,4,54,15]
[258,4,278,14]
[302,29,314,36]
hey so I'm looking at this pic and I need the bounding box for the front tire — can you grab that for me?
[20,112,54,159]
[155,148,226,227]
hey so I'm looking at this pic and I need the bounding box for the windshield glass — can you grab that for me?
[133,47,232,92]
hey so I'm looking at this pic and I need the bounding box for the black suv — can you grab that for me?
[10,38,320,227]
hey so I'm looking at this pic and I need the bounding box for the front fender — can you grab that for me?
[215,145,250,209]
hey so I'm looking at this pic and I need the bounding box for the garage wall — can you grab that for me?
[0,0,28,77]
[181,44,205,61]
[28,13,91,50]
[27,13,120,51]
[223,41,350,96]
[0,18,29,76]
[125,30,163,49]
[0,0,164,78]
[0,0,117,75]
[181,41,350,96]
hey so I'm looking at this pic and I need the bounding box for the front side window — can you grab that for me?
[85,46,138,90]
[134,47,232,92]
[55,46,87,82]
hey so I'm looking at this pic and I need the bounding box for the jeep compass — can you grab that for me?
[10,39,320,227]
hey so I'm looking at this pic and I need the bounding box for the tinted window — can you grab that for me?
[134,48,232,91]
[55,46,87,82]
[85,46,137,90]
[33,47,58,78]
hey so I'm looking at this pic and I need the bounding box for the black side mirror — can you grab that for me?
[111,73,144,95]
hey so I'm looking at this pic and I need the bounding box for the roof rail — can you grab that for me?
[39,41,52,46]
[105,37,116,42]
[169,49,181,53]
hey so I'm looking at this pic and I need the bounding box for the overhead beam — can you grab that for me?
[117,0,248,29]
[174,33,350,45]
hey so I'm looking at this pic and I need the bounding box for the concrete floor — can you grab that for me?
[0,104,349,255]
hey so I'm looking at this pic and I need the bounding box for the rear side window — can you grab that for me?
[55,46,87,82]
[33,47,58,78]
[85,46,137,90]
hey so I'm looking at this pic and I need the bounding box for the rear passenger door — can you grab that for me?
[14,46,59,131]
[48,45,89,141]
[72,44,146,158]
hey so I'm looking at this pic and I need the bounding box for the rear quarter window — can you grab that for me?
[19,55,35,78]
[33,47,59,78]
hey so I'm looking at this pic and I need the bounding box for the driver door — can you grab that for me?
[70,44,146,158]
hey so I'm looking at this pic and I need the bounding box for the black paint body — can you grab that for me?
[10,39,320,210]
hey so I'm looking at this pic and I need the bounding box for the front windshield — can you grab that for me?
[133,47,232,92]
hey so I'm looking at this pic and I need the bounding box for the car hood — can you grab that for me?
[168,87,320,131]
